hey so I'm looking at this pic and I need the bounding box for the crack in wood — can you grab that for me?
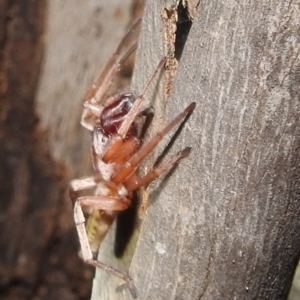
[162,1,193,96]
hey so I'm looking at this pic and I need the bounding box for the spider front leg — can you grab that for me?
[81,19,141,131]
[102,57,166,162]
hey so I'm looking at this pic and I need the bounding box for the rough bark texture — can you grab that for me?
[128,1,300,300]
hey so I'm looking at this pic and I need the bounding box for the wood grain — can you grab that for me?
[129,1,300,299]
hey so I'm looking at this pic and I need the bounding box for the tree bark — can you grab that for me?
[127,1,300,300]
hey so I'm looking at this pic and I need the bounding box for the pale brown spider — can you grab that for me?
[69,19,195,290]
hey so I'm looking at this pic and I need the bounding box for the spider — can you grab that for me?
[69,19,195,290]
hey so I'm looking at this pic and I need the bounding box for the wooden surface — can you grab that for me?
[2,0,300,299]
[129,1,300,299]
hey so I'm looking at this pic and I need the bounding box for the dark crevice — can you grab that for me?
[174,1,193,60]
[114,191,139,258]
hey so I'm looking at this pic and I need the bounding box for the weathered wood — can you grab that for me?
[128,1,300,299]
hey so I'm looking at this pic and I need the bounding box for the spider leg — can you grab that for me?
[101,107,154,165]
[117,57,166,139]
[109,136,140,165]
[112,102,196,185]
[77,195,130,211]
[81,19,141,131]
[84,18,141,105]
[124,147,191,191]
[102,58,166,162]
[87,260,135,289]
[73,195,133,285]
[84,42,138,107]
[69,176,98,203]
